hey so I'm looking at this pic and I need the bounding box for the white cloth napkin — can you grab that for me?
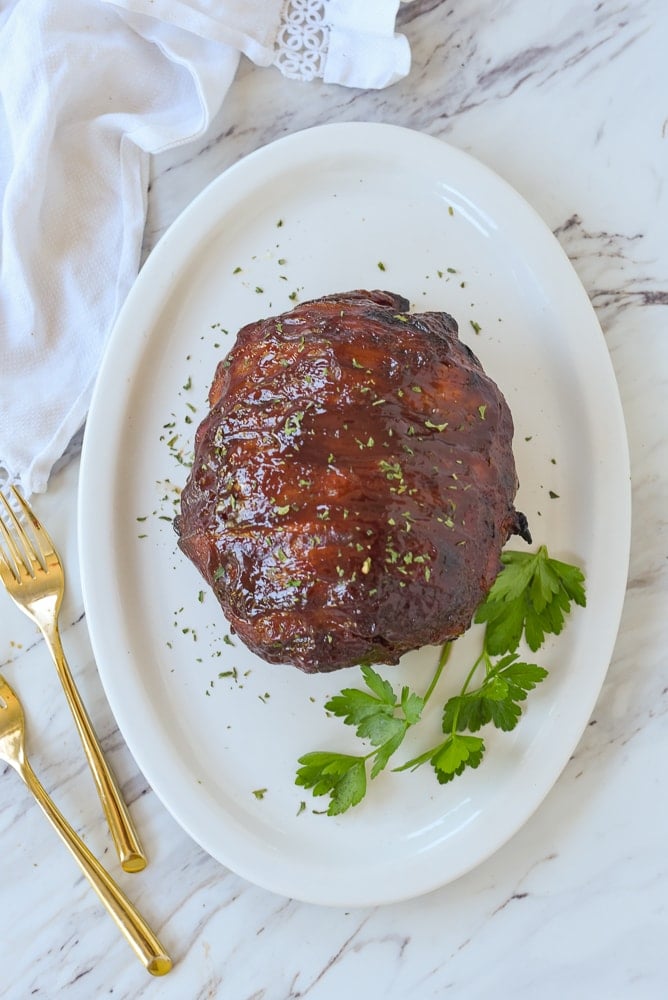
[0,0,411,495]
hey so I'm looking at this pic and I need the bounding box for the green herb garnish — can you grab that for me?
[296,655,446,816]
[296,545,585,814]
[474,545,585,654]
[284,410,305,436]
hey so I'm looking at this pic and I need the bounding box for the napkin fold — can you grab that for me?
[0,0,411,495]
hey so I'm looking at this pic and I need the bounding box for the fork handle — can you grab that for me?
[42,620,147,873]
[15,757,171,975]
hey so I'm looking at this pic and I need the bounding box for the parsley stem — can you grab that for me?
[450,650,486,735]
[423,641,452,706]
[481,647,494,676]
[461,650,486,695]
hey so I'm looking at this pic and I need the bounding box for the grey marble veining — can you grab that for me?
[2,0,668,996]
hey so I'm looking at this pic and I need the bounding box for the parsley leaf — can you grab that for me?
[295,752,367,815]
[397,733,485,784]
[432,734,485,784]
[325,665,424,753]
[325,664,396,727]
[441,654,548,733]
[401,686,425,725]
[359,663,396,704]
[356,712,406,749]
[475,545,586,653]
[369,725,410,777]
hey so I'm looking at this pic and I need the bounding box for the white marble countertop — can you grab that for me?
[2,1,668,996]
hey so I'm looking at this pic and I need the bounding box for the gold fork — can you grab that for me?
[0,486,146,872]
[0,673,171,975]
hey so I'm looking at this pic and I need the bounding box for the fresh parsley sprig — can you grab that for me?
[474,545,586,654]
[296,544,586,815]
[395,652,547,785]
[296,647,450,816]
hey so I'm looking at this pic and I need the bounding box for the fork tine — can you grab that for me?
[0,488,44,576]
[0,497,30,580]
[10,486,57,562]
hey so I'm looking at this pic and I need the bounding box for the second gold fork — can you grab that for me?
[0,485,146,873]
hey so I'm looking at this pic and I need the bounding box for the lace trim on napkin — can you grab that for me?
[273,0,329,82]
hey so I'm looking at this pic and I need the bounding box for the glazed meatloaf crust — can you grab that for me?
[175,289,530,673]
